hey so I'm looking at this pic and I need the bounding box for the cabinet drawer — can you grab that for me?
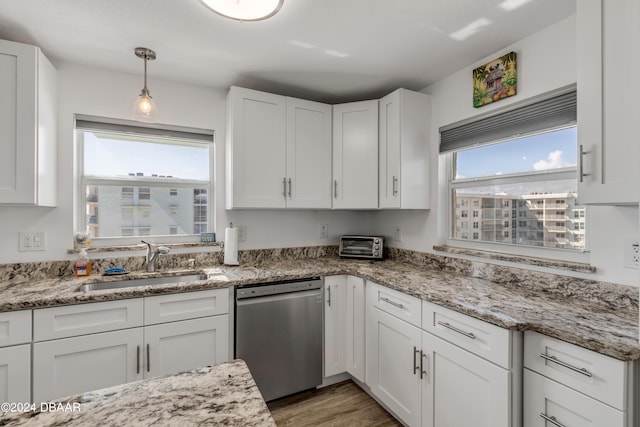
[34,299,143,341]
[523,369,625,427]
[144,288,229,325]
[0,310,32,347]
[524,331,627,410]
[422,301,511,368]
[366,281,421,327]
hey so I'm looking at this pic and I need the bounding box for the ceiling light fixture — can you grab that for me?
[133,47,158,122]
[200,0,283,21]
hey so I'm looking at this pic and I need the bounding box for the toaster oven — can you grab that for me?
[339,235,384,260]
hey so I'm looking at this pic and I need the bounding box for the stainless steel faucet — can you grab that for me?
[141,240,170,272]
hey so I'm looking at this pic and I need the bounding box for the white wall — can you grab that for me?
[0,62,369,263]
[372,15,640,286]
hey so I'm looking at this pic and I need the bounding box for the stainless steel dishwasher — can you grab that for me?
[235,277,323,401]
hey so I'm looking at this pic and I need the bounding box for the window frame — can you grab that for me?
[75,115,215,247]
[440,86,590,264]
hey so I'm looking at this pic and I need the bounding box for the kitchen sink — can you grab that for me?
[74,273,207,292]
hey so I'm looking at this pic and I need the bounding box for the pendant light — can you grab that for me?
[133,47,158,122]
[200,0,283,21]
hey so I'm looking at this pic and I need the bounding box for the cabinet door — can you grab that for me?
[379,89,430,209]
[422,331,510,427]
[324,276,347,377]
[0,345,30,403]
[226,86,287,208]
[366,305,422,427]
[332,100,379,209]
[33,328,143,403]
[286,97,332,209]
[0,40,37,205]
[144,315,229,379]
[577,0,640,204]
[523,369,625,427]
[345,276,365,382]
[0,40,56,206]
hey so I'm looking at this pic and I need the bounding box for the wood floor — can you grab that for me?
[267,380,402,427]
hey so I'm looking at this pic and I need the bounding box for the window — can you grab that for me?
[442,88,586,253]
[77,117,213,242]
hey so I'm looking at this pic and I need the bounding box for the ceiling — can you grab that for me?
[0,0,575,103]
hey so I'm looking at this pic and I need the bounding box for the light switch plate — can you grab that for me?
[19,232,46,252]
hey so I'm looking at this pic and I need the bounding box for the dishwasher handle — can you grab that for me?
[236,288,322,306]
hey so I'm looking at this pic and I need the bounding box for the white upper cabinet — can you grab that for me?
[379,89,430,209]
[576,0,640,205]
[286,97,332,208]
[226,86,287,208]
[226,86,332,209]
[332,100,379,209]
[0,39,57,206]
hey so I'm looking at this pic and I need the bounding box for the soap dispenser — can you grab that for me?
[74,248,91,277]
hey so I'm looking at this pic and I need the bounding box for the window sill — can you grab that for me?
[67,241,221,255]
[433,244,595,274]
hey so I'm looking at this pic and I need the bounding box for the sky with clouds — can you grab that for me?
[455,126,577,179]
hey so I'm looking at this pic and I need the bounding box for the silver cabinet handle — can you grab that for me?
[539,413,566,427]
[380,297,404,309]
[136,345,140,374]
[392,176,398,196]
[147,344,150,373]
[579,144,590,183]
[334,180,338,198]
[420,350,427,379]
[287,178,292,198]
[327,285,331,307]
[413,346,419,375]
[539,353,592,377]
[282,177,287,198]
[437,321,476,339]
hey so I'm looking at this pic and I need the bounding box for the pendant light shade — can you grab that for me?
[200,0,283,21]
[133,47,158,122]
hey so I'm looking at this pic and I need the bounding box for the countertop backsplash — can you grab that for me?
[0,245,636,312]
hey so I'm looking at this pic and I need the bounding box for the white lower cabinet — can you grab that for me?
[0,310,32,403]
[523,369,625,427]
[345,276,365,382]
[33,328,143,403]
[0,344,31,403]
[33,289,230,402]
[421,331,510,427]
[366,303,422,426]
[366,281,518,427]
[324,276,347,377]
[324,275,365,381]
[145,315,229,379]
[523,331,633,427]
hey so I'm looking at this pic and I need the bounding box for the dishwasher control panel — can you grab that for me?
[235,277,322,299]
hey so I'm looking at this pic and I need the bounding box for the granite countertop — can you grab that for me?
[1,257,638,361]
[0,360,275,427]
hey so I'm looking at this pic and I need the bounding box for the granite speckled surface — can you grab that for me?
[0,360,276,427]
[0,247,638,361]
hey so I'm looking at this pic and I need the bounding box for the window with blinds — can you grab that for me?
[441,86,585,251]
[75,116,214,243]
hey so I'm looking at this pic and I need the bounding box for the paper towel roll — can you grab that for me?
[223,227,239,265]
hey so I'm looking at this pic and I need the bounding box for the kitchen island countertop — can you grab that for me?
[0,359,275,427]
[0,256,638,361]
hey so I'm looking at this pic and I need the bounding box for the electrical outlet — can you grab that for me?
[237,225,247,242]
[393,226,402,242]
[623,238,639,269]
[19,232,46,252]
[319,224,329,239]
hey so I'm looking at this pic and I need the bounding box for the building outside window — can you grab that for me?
[77,117,213,243]
[442,89,585,252]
